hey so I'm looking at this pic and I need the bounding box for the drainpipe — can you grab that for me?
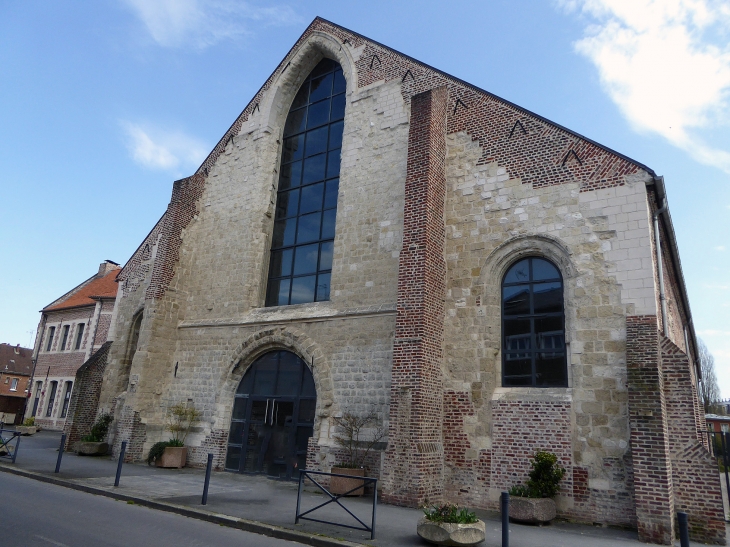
[652,180,669,337]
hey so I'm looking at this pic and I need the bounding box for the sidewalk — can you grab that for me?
[0,430,718,547]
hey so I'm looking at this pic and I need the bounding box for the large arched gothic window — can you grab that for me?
[266,58,345,306]
[502,257,567,387]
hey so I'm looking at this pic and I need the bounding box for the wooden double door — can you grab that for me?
[225,351,315,479]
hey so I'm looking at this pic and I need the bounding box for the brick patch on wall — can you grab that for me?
[382,87,448,507]
[626,315,674,545]
[63,342,112,449]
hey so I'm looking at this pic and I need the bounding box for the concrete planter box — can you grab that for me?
[417,516,486,546]
[508,497,556,524]
[76,441,109,456]
[156,446,187,469]
[330,467,365,496]
[16,426,36,436]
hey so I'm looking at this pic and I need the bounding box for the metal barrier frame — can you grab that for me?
[0,429,21,463]
[295,469,377,540]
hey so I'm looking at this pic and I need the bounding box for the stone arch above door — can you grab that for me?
[222,326,334,425]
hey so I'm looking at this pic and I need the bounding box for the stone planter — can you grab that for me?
[508,497,556,524]
[156,446,187,469]
[417,516,486,546]
[76,441,109,456]
[330,467,365,496]
[16,426,36,436]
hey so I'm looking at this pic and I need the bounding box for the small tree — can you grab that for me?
[82,413,113,443]
[166,402,202,444]
[509,451,566,498]
[332,410,386,469]
[699,339,722,414]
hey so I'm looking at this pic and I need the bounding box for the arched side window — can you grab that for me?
[502,257,567,387]
[266,58,345,306]
[127,312,143,366]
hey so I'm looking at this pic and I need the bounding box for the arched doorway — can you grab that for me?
[225,350,316,479]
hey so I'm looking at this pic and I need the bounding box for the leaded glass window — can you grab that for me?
[266,58,345,306]
[502,257,567,387]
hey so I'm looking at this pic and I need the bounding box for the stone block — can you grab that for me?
[417,517,486,546]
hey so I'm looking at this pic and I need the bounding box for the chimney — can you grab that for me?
[98,260,120,276]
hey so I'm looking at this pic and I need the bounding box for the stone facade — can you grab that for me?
[78,18,721,543]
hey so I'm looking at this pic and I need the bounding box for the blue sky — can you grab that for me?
[2,1,729,393]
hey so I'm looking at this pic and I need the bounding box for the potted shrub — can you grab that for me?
[146,403,201,468]
[330,410,385,496]
[508,450,566,524]
[76,413,113,456]
[417,503,486,546]
[16,417,37,436]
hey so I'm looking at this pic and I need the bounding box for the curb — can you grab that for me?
[0,464,363,547]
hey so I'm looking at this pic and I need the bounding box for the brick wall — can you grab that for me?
[382,87,448,506]
[661,335,725,544]
[63,342,112,448]
[626,315,674,544]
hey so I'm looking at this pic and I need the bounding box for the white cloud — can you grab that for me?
[121,121,209,171]
[559,0,730,173]
[716,245,727,251]
[121,0,302,48]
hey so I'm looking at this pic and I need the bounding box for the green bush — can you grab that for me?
[423,503,478,524]
[146,438,185,465]
[23,417,35,427]
[509,450,566,498]
[81,413,113,442]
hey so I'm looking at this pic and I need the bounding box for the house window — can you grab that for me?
[75,323,85,350]
[10,378,18,391]
[265,58,345,307]
[46,381,58,417]
[32,381,42,417]
[60,381,73,418]
[46,326,55,351]
[502,256,567,387]
[722,424,729,433]
[60,325,70,350]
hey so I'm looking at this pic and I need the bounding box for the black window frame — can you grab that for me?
[46,381,58,417]
[60,381,73,418]
[75,323,85,350]
[501,256,567,387]
[265,58,345,307]
[60,325,70,351]
[45,326,55,352]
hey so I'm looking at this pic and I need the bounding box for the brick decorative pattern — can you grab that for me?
[626,315,674,544]
[62,342,112,448]
[381,87,448,506]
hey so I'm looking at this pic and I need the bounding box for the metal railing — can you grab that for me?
[0,428,21,463]
[295,469,378,539]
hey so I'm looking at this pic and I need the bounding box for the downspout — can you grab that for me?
[652,177,669,337]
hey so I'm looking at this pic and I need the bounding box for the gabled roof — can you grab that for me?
[0,344,33,375]
[43,267,120,312]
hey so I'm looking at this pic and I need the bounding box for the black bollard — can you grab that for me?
[55,433,66,473]
[501,491,509,547]
[114,441,127,487]
[201,453,213,505]
[678,511,689,547]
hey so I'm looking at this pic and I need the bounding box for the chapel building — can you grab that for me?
[68,19,723,544]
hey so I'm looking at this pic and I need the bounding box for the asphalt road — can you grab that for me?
[0,472,305,547]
